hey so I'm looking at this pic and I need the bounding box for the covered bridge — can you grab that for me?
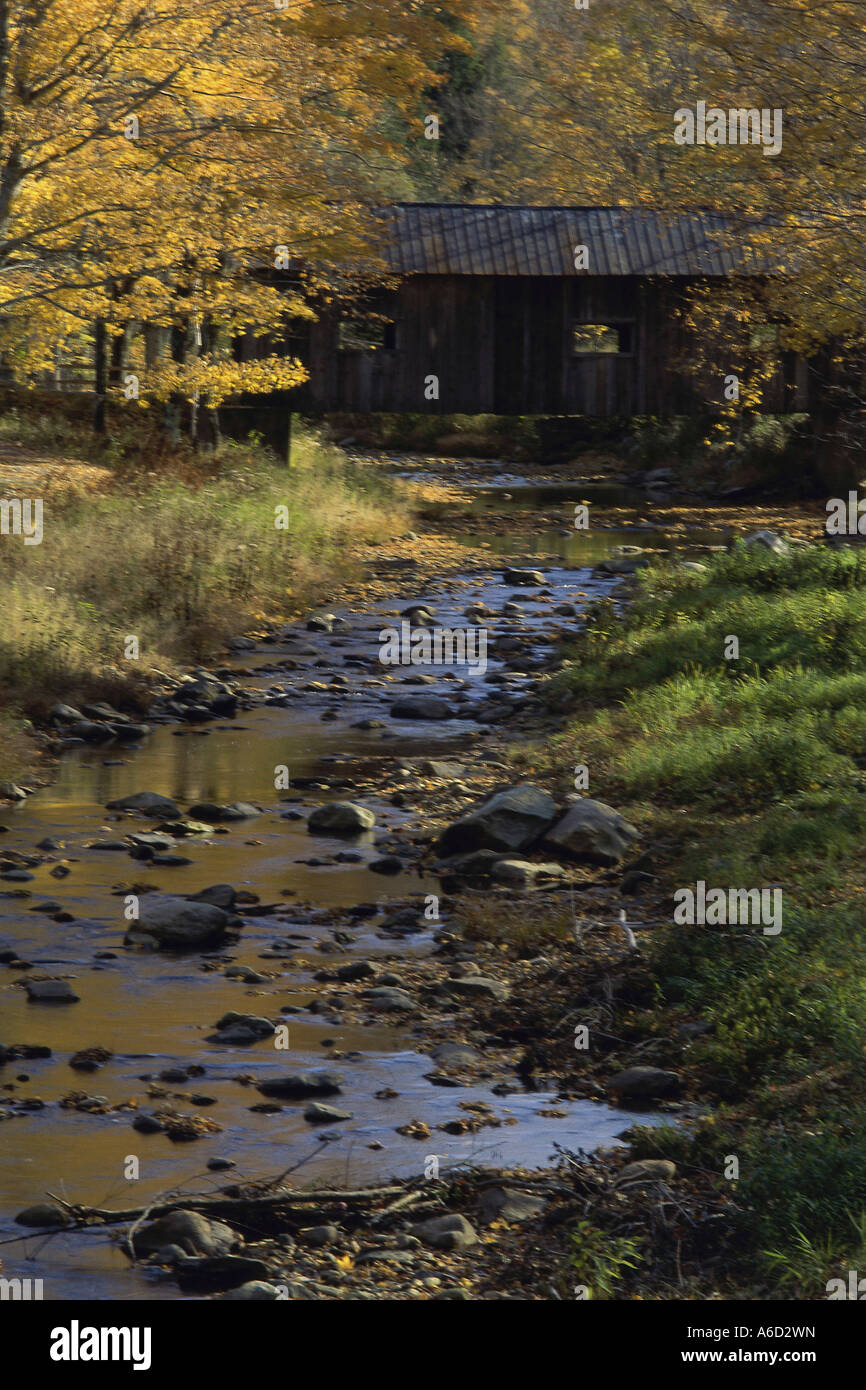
[291,203,808,419]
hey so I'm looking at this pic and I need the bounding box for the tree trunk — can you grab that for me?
[93,318,107,433]
[163,320,187,444]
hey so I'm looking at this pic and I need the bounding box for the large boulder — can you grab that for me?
[543,797,638,865]
[307,802,375,835]
[126,897,231,949]
[106,791,181,818]
[437,784,557,856]
[133,1210,236,1258]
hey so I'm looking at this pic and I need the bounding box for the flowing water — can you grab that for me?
[0,478,699,1299]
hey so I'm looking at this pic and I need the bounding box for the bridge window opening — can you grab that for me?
[572,321,633,355]
[338,318,397,352]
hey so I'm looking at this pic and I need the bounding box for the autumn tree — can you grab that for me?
[0,0,473,433]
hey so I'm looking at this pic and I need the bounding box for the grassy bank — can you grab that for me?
[0,419,409,772]
[533,542,866,1297]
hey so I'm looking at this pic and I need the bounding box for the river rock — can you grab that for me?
[607,1067,680,1102]
[615,1159,677,1186]
[0,781,27,800]
[26,980,80,1002]
[543,797,639,864]
[157,820,215,836]
[49,703,84,723]
[361,986,414,1012]
[389,696,453,720]
[369,855,403,875]
[744,529,789,555]
[307,802,375,834]
[15,1203,69,1228]
[256,1071,344,1100]
[409,1214,477,1250]
[209,1012,274,1044]
[106,791,181,818]
[71,722,115,743]
[448,976,509,1002]
[128,832,175,852]
[478,1187,546,1224]
[503,567,546,586]
[420,760,469,779]
[222,1281,280,1300]
[437,784,557,856]
[126,897,230,949]
[187,801,260,821]
[490,859,565,886]
[304,1102,353,1124]
[335,959,376,982]
[112,723,152,741]
[133,1210,236,1258]
[429,1042,481,1068]
[301,1224,340,1246]
[189,884,237,910]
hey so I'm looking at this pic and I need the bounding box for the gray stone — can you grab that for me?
[544,797,639,865]
[362,986,414,1013]
[478,1187,546,1224]
[126,897,230,949]
[49,703,84,723]
[503,568,546,586]
[15,1203,69,1228]
[438,784,556,856]
[0,781,27,800]
[743,529,789,555]
[420,760,469,779]
[106,791,181,818]
[307,802,375,834]
[304,1102,353,1124]
[133,1210,236,1258]
[389,696,453,720]
[222,1281,280,1300]
[256,1071,344,1100]
[301,1224,340,1247]
[335,960,375,982]
[490,859,565,886]
[448,976,509,1003]
[607,1067,680,1101]
[189,884,237,910]
[409,1214,477,1250]
[128,832,175,852]
[188,801,260,821]
[615,1159,677,1186]
[210,1012,274,1043]
[26,979,80,1002]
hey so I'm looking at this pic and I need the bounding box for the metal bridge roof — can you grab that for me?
[382,204,753,277]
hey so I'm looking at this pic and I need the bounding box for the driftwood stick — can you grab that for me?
[46,1184,414,1228]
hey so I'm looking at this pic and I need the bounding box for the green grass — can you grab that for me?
[542,540,866,1295]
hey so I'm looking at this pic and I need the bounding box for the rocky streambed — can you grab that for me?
[0,476,730,1300]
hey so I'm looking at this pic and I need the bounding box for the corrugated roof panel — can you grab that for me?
[382,204,760,276]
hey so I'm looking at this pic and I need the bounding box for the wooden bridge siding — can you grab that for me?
[302,274,810,416]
